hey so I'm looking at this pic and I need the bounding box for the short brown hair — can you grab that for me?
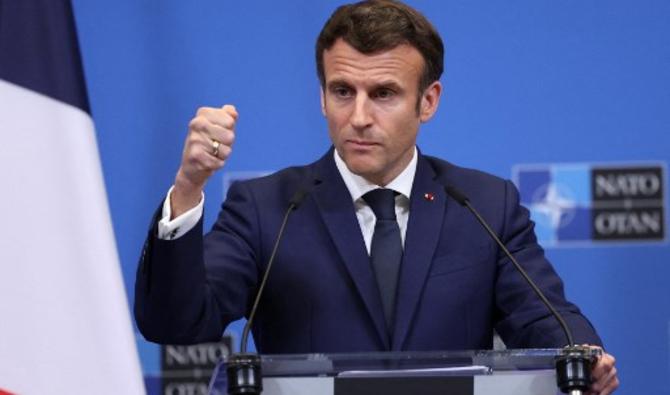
[316,0,444,94]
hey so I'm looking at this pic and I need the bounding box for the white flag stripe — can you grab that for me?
[0,80,145,394]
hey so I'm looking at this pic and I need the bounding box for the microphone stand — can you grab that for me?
[225,190,307,395]
[444,186,595,395]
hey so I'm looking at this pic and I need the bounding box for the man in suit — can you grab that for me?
[135,1,618,393]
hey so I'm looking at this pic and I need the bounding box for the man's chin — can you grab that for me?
[344,161,383,182]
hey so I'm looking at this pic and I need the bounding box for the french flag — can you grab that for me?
[0,1,145,394]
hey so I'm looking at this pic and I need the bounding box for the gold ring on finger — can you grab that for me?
[211,139,221,157]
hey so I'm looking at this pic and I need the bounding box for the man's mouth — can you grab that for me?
[347,139,378,147]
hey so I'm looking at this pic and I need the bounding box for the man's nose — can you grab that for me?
[350,95,373,130]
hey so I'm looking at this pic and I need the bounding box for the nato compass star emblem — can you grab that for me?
[530,183,577,231]
[513,164,593,247]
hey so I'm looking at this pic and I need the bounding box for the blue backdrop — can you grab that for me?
[72,1,669,394]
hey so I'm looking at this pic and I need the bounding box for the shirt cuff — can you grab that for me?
[157,186,204,240]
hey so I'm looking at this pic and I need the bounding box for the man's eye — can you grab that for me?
[374,89,395,99]
[333,87,352,98]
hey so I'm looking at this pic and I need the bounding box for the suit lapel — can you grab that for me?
[392,154,446,350]
[311,150,390,349]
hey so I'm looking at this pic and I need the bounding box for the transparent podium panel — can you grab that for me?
[209,348,601,395]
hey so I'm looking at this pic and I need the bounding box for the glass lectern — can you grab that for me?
[208,348,600,395]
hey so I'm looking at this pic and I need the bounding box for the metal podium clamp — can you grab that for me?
[226,353,262,395]
[555,345,598,395]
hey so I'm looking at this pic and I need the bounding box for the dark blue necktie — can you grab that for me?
[363,188,403,332]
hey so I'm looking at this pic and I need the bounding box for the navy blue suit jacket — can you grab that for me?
[135,149,601,352]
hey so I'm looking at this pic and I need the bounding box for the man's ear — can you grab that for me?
[419,80,442,123]
[320,88,326,116]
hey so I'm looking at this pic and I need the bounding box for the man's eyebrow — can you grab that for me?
[326,79,404,90]
[326,79,352,89]
[373,80,403,90]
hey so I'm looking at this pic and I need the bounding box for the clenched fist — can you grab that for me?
[171,105,238,218]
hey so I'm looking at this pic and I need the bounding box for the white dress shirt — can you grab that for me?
[157,187,204,240]
[158,147,418,254]
[333,148,416,253]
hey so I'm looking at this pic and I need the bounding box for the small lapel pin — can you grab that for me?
[424,192,435,202]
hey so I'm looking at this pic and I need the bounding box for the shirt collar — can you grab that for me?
[333,146,417,202]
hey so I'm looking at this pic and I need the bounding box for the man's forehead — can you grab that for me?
[322,40,424,83]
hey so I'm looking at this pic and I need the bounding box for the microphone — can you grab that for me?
[443,185,595,395]
[226,187,309,395]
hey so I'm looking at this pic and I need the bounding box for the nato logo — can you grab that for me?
[513,163,666,247]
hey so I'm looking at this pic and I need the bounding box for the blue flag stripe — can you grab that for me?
[0,0,90,113]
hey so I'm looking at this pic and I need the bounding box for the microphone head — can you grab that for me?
[444,185,469,206]
[289,188,309,208]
